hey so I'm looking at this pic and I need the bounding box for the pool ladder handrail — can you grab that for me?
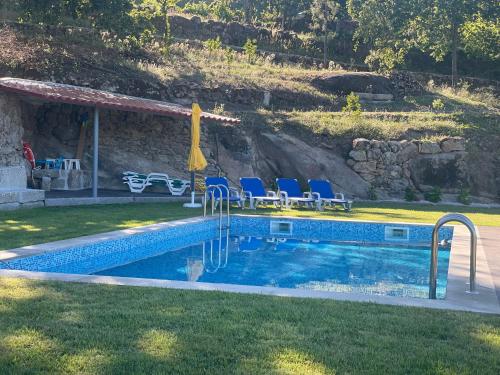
[203,184,231,230]
[202,228,230,273]
[429,213,477,299]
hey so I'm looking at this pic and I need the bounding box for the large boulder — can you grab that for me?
[311,72,395,95]
[247,132,370,198]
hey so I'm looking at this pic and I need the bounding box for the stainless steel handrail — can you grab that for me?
[203,184,231,229]
[429,213,477,299]
[202,228,229,273]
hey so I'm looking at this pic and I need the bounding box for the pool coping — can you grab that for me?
[1,215,499,315]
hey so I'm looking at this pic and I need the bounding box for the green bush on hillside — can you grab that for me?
[243,38,258,64]
[424,187,442,203]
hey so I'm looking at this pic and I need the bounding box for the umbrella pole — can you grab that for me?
[184,171,202,208]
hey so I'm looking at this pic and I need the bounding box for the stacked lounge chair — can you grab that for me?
[123,172,190,195]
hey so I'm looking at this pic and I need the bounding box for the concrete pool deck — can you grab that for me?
[1,216,499,315]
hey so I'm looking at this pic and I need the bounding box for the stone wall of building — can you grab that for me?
[0,92,26,189]
[347,137,468,197]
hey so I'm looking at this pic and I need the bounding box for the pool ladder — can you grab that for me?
[203,184,231,230]
[203,228,230,273]
[429,213,477,299]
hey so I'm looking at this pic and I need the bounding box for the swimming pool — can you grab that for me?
[1,215,454,299]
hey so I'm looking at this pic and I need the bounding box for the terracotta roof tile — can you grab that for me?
[0,77,240,124]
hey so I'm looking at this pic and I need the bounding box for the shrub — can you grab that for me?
[424,187,442,203]
[367,184,378,201]
[212,103,225,115]
[204,37,222,53]
[243,39,258,64]
[432,98,445,111]
[342,92,362,114]
[182,2,211,18]
[404,187,418,202]
[224,47,235,64]
[210,0,240,23]
[458,186,471,205]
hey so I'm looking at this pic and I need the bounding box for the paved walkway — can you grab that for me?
[478,226,500,303]
[46,189,177,198]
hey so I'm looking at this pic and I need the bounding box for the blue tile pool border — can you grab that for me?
[1,215,453,275]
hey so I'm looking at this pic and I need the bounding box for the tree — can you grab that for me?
[241,0,253,24]
[462,15,499,62]
[348,0,415,72]
[157,0,178,55]
[18,0,69,24]
[18,0,138,38]
[274,0,311,30]
[349,0,495,86]
[407,0,482,87]
[310,0,339,66]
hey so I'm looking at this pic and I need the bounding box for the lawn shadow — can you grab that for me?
[1,278,499,374]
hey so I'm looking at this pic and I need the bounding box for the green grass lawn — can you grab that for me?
[1,202,500,251]
[0,202,500,250]
[1,203,500,373]
[0,278,499,374]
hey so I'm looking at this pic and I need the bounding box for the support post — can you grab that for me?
[92,107,99,198]
[184,171,202,208]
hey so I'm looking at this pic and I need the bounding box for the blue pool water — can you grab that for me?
[1,216,454,299]
[94,236,450,299]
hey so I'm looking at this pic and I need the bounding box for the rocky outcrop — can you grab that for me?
[347,137,469,196]
[389,72,424,96]
[312,72,395,96]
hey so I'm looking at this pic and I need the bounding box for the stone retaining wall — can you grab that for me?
[347,137,468,197]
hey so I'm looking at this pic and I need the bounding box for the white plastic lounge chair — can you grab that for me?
[308,179,353,211]
[123,172,190,195]
[240,177,281,209]
[147,174,190,196]
[167,178,191,196]
[123,177,152,193]
[276,178,319,210]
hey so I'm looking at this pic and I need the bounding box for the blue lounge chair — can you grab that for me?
[238,236,264,252]
[205,177,242,208]
[276,178,318,210]
[240,177,281,209]
[308,179,353,211]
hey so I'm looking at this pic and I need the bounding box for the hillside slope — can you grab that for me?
[0,23,498,202]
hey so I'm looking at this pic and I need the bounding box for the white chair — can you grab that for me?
[63,159,81,170]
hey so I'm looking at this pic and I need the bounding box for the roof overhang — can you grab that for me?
[0,77,240,124]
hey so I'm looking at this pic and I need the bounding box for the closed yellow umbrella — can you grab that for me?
[184,103,207,208]
[188,103,208,172]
